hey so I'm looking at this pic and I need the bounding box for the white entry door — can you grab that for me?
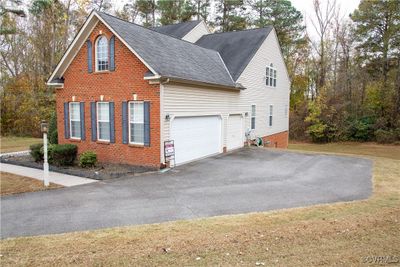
[227,114,243,150]
[171,116,222,165]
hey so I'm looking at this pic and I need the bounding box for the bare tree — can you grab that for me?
[310,0,336,94]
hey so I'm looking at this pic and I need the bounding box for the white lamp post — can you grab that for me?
[41,121,49,187]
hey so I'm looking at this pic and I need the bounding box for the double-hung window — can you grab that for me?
[129,102,144,144]
[269,105,273,127]
[285,104,288,118]
[69,102,81,139]
[266,64,277,87]
[251,105,256,130]
[96,36,109,71]
[97,102,110,141]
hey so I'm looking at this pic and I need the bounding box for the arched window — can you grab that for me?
[96,36,109,71]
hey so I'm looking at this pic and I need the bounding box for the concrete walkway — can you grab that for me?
[0,163,97,187]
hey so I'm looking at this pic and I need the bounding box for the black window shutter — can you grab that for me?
[144,101,150,147]
[64,102,69,139]
[109,102,115,143]
[90,102,97,141]
[87,40,93,73]
[80,102,85,140]
[122,101,128,144]
[109,36,115,71]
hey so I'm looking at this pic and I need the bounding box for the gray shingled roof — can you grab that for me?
[195,27,273,81]
[97,12,235,88]
[151,20,201,39]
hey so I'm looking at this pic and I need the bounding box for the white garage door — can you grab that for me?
[171,116,222,165]
[227,115,244,150]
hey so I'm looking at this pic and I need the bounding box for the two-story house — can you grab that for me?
[47,11,290,167]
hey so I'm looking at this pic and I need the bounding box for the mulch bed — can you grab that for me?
[0,155,157,180]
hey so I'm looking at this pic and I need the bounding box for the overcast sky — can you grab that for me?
[291,0,360,38]
[114,0,361,41]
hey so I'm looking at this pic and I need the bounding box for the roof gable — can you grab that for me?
[48,11,236,89]
[195,27,273,81]
[151,20,201,39]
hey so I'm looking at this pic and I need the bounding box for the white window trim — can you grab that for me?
[128,101,145,145]
[95,35,109,72]
[97,102,110,142]
[69,102,81,140]
[269,104,273,127]
[266,64,277,88]
[251,104,256,130]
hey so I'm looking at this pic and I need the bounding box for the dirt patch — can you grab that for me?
[0,155,157,180]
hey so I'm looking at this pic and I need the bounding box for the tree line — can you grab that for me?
[1,0,399,143]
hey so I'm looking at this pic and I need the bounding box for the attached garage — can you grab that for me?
[170,116,222,165]
[227,114,244,151]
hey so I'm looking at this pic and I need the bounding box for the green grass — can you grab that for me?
[1,142,399,266]
[0,136,42,153]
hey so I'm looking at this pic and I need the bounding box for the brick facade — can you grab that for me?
[263,131,289,148]
[56,22,161,167]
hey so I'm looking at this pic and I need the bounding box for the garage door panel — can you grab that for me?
[171,116,221,165]
[227,115,243,150]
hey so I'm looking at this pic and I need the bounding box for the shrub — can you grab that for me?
[48,111,58,144]
[375,129,397,144]
[30,143,43,162]
[346,117,374,141]
[49,144,77,166]
[79,151,97,168]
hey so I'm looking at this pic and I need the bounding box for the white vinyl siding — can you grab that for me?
[236,28,290,137]
[251,105,256,130]
[69,102,81,139]
[181,21,210,43]
[161,28,290,163]
[96,36,108,71]
[129,102,144,145]
[97,102,110,141]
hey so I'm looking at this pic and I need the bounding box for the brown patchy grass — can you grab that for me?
[1,143,399,266]
[289,141,400,160]
[0,136,42,153]
[0,172,62,196]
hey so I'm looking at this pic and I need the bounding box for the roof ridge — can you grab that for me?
[96,11,221,56]
[151,20,201,29]
[202,26,273,37]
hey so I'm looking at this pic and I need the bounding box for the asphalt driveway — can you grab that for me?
[1,148,372,239]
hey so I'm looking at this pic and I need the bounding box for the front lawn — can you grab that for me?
[1,143,399,266]
[0,172,62,196]
[289,141,400,160]
[0,136,42,154]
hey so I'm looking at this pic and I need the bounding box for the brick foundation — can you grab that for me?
[262,131,289,148]
[56,22,160,168]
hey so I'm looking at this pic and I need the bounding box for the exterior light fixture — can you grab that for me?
[41,120,49,134]
[72,96,76,101]
[133,93,137,101]
[100,95,104,101]
[165,114,170,121]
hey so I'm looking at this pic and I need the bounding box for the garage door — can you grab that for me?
[227,115,244,150]
[171,116,222,165]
